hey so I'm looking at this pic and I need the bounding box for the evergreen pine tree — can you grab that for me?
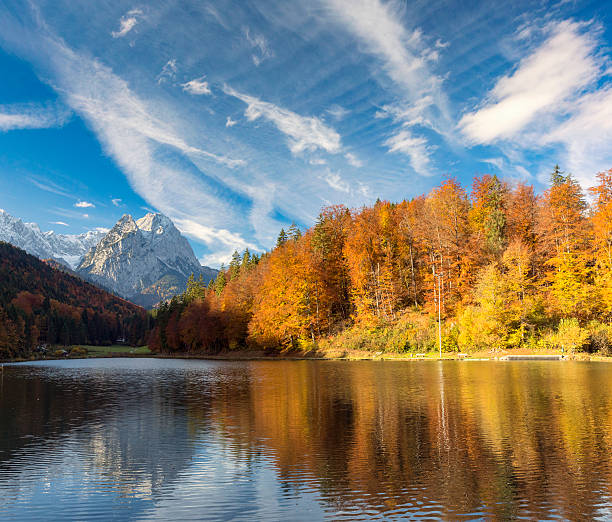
[241,248,251,268]
[229,251,241,280]
[276,228,288,247]
[551,164,566,185]
[287,222,302,241]
[214,265,227,295]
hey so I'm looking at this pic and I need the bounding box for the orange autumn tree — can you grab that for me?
[248,235,318,348]
[419,178,471,316]
[537,167,594,320]
[344,202,405,324]
[589,168,612,319]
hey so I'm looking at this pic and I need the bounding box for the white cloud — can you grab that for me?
[82,213,89,219]
[357,182,371,198]
[375,96,433,128]
[324,0,443,97]
[157,59,177,84]
[200,250,235,268]
[111,9,142,39]
[95,227,110,233]
[177,217,260,268]
[459,20,602,144]
[344,152,363,167]
[322,171,350,193]
[540,86,612,186]
[111,198,122,206]
[482,157,504,170]
[326,105,349,120]
[309,157,327,165]
[384,129,433,176]
[244,28,273,66]
[224,85,341,155]
[459,19,612,187]
[0,102,70,131]
[323,0,449,173]
[225,116,237,127]
[50,221,69,227]
[514,165,531,180]
[75,201,95,208]
[181,76,212,95]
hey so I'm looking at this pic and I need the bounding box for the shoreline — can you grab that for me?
[4,347,612,364]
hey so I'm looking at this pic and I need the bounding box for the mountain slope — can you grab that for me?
[0,209,105,268]
[77,213,217,307]
[0,242,147,359]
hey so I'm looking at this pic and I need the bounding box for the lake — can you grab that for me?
[1,358,612,520]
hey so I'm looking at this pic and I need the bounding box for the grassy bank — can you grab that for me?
[81,345,151,357]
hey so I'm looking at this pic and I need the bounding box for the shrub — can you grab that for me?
[70,346,88,356]
[586,322,612,355]
[542,318,589,353]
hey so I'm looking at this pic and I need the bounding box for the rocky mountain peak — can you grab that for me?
[77,212,216,308]
[136,212,174,233]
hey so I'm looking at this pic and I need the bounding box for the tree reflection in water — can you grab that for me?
[1,359,612,520]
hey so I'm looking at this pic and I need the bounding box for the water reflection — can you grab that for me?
[1,359,612,519]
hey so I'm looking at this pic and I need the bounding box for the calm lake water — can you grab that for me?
[1,358,612,520]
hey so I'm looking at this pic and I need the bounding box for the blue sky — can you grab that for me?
[0,0,611,266]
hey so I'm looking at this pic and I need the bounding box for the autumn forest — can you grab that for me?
[148,167,612,357]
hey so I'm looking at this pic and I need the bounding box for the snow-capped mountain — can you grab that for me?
[0,209,106,268]
[77,212,217,307]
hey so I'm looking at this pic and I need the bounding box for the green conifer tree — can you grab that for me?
[214,265,227,295]
[276,228,288,247]
[229,250,241,280]
[287,222,302,241]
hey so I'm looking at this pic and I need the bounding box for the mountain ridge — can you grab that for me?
[0,209,106,268]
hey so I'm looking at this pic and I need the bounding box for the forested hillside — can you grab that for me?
[149,167,612,356]
[0,242,148,359]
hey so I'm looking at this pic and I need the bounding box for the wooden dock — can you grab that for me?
[499,354,564,361]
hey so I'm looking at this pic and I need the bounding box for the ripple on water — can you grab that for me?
[1,359,612,519]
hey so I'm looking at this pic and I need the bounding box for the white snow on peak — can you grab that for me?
[0,209,106,269]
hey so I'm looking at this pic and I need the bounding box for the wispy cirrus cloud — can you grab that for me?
[224,84,341,155]
[384,129,433,176]
[319,169,371,199]
[322,171,350,193]
[326,105,349,120]
[111,198,122,206]
[244,27,273,66]
[50,221,69,226]
[322,0,449,174]
[111,8,142,39]
[344,152,362,168]
[181,76,212,95]
[27,175,73,198]
[157,59,177,84]
[0,102,70,131]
